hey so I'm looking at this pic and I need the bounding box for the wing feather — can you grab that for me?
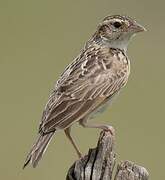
[39,45,129,133]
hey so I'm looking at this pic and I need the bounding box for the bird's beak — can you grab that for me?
[131,22,147,33]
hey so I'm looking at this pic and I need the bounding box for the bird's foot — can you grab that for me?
[101,125,115,136]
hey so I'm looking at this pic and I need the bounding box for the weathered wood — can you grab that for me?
[66,131,149,180]
[114,161,149,180]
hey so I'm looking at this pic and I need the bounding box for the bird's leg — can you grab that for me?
[64,127,82,158]
[79,119,115,135]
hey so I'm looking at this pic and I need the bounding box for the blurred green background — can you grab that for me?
[0,0,164,179]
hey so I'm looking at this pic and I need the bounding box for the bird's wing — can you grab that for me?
[39,45,128,133]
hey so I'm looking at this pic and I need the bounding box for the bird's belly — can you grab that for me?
[87,91,120,120]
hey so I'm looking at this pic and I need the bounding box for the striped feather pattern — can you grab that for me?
[39,44,130,134]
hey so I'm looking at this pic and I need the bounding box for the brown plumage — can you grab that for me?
[23,15,146,168]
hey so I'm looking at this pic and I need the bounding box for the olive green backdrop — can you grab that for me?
[0,0,164,179]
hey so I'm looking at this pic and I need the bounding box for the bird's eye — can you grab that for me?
[113,21,122,28]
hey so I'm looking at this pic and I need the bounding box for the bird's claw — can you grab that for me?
[103,125,115,136]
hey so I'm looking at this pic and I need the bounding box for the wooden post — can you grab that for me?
[66,131,149,180]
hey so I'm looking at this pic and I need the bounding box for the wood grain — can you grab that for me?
[66,131,149,180]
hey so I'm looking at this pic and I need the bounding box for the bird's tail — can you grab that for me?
[23,131,55,168]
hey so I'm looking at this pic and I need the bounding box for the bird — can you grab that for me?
[23,15,146,168]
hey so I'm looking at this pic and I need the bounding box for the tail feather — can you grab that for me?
[23,132,55,168]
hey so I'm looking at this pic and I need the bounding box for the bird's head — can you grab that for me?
[95,15,146,51]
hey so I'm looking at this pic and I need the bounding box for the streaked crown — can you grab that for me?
[99,15,145,36]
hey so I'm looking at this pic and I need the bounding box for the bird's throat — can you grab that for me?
[101,33,133,52]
